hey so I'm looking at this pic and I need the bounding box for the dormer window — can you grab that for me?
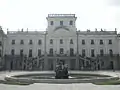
[60,21,63,26]
[69,20,73,25]
[50,21,54,25]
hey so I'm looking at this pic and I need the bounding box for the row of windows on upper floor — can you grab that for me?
[50,20,73,26]
[6,48,113,58]
[81,39,112,45]
[11,39,112,45]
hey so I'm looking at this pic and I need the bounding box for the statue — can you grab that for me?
[55,61,69,79]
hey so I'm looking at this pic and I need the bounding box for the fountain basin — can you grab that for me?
[4,71,119,84]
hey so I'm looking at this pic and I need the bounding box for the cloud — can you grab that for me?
[108,0,120,6]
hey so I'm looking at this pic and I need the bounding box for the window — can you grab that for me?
[70,39,73,44]
[109,40,112,44]
[0,49,1,57]
[11,49,15,55]
[12,40,15,45]
[20,40,24,44]
[70,48,74,56]
[29,49,32,57]
[109,49,113,56]
[50,21,54,25]
[91,49,95,57]
[38,40,42,45]
[100,49,104,56]
[82,49,85,57]
[91,39,94,45]
[60,48,64,54]
[101,61,104,66]
[86,61,89,66]
[49,48,53,55]
[69,20,73,25]
[50,39,53,44]
[29,40,32,45]
[0,41,2,46]
[100,40,103,45]
[60,21,63,26]
[20,49,23,56]
[82,40,85,45]
[60,39,63,44]
[38,49,41,56]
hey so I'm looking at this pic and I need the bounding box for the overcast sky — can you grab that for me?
[0,0,120,33]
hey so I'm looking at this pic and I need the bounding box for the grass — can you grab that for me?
[0,80,33,85]
[3,81,32,85]
[93,80,120,85]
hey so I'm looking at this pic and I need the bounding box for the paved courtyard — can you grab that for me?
[0,71,120,90]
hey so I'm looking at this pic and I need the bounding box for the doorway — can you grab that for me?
[110,61,114,69]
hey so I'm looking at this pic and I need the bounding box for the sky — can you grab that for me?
[0,0,120,33]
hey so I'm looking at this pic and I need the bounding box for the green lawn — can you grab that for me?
[93,80,120,85]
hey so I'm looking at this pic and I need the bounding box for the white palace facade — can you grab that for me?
[0,14,120,71]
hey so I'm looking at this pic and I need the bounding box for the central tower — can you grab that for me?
[46,14,77,35]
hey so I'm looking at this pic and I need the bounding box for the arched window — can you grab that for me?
[60,39,63,44]
[60,21,63,26]
[20,49,23,56]
[50,39,53,44]
[29,49,32,57]
[91,39,94,45]
[50,21,54,25]
[100,40,103,45]
[100,49,104,56]
[91,49,95,57]
[49,48,53,55]
[29,40,32,45]
[109,39,112,44]
[60,48,64,54]
[12,40,15,45]
[82,40,85,45]
[70,48,74,56]
[70,39,73,44]
[0,49,1,57]
[38,40,42,45]
[11,49,15,55]
[109,49,113,56]
[38,49,41,56]
[0,41,2,46]
[82,49,85,57]
[20,40,24,45]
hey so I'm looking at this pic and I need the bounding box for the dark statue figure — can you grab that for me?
[55,61,69,79]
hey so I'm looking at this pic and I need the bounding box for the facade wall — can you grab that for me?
[0,14,120,70]
[6,32,45,57]
[78,34,118,57]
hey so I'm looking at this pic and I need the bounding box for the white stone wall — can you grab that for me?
[6,32,45,57]
[3,14,119,58]
[78,34,118,57]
